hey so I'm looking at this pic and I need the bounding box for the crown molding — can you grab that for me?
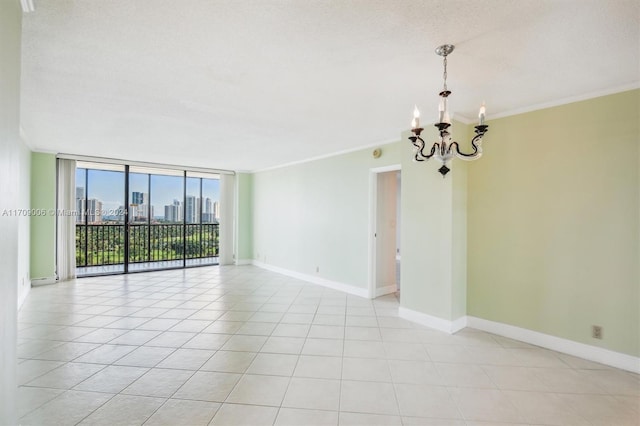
[490,82,640,121]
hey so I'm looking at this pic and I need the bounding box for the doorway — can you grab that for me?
[369,165,401,299]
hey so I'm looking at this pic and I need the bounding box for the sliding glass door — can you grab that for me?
[133,168,185,271]
[75,163,126,275]
[187,172,220,266]
[75,161,221,276]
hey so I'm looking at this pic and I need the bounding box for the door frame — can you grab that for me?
[368,164,401,299]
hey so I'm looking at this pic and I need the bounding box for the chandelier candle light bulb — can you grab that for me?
[408,44,490,177]
[412,105,420,129]
[443,110,451,125]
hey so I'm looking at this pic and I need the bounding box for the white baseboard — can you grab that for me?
[234,259,253,266]
[30,277,57,287]
[375,284,397,298]
[18,282,31,310]
[467,316,640,374]
[241,261,640,374]
[398,309,639,373]
[451,316,468,333]
[251,260,368,298]
[398,307,467,334]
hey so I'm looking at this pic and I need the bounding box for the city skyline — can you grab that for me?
[77,192,220,223]
[75,168,220,221]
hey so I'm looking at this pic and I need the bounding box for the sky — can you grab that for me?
[76,168,220,216]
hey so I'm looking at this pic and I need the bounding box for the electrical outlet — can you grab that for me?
[592,325,603,339]
[316,266,320,273]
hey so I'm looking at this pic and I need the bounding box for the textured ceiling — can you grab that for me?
[20,0,640,171]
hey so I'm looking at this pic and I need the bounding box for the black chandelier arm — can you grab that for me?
[447,138,479,159]
[410,139,427,162]
[422,142,437,160]
[409,134,437,161]
[447,125,489,159]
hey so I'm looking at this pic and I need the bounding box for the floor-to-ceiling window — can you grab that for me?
[127,169,151,268]
[75,161,222,276]
[75,162,126,275]
[187,172,221,266]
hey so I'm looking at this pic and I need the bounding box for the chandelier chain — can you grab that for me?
[443,56,448,91]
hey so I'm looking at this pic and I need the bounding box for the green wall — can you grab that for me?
[451,123,473,320]
[251,142,401,289]
[250,130,469,324]
[247,91,639,357]
[30,152,56,280]
[467,89,640,356]
[399,121,469,321]
[248,122,471,323]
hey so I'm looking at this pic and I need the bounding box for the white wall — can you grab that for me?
[249,130,466,327]
[251,143,401,291]
[0,1,26,423]
[17,146,31,307]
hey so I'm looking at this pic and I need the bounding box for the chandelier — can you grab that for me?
[409,44,489,177]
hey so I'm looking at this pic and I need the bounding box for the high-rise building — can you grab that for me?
[213,201,220,220]
[131,191,145,205]
[116,205,126,222]
[129,203,153,222]
[75,187,86,223]
[75,188,108,223]
[76,199,86,223]
[202,197,213,223]
[86,199,103,223]
[185,195,198,223]
[164,199,183,222]
[130,192,151,222]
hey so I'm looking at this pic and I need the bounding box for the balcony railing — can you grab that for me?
[76,223,220,268]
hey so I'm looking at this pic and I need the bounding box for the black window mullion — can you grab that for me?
[182,171,186,267]
[84,170,89,267]
[147,174,151,264]
[124,165,129,274]
[199,178,203,260]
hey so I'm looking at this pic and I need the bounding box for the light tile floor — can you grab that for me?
[17,265,640,426]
